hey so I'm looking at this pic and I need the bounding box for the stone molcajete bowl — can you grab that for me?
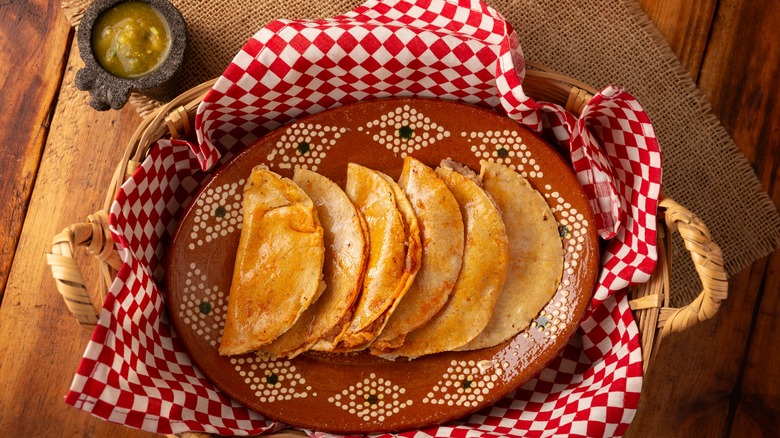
[75,0,187,111]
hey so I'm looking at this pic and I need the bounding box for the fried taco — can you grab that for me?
[337,163,421,350]
[381,159,508,359]
[458,160,564,350]
[219,165,324,356]
[370,157,464,353]
[258,168,369,358]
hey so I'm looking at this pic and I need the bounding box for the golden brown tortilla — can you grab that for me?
[337,163,421,350]
[219,165,324,356]
[257,168,369,358]
[310,208,371,352]
[370,157,464,353]
[380,160,508,359]
[458,160,564,350]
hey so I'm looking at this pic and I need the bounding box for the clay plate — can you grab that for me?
[165,98,599,434]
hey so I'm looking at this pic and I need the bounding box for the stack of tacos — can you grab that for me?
[220,157,563,360]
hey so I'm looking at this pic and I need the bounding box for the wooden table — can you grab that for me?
[0,1,777,436]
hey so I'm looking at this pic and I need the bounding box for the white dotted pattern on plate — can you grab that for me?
[328,373,413,422]
[522,185,591,341]
[189,180,245,250]
[358,105,451,157]
[230,356,316,402]
[465,130,544,178]
[178,263,227,348]
[266,122,347,171]
[423,360,502,407]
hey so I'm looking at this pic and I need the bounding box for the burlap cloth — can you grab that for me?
[63,0,780,306]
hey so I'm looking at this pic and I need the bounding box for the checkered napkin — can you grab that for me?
[65,0,661,436]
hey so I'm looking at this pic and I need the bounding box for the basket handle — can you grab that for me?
[46,211,122,329]
[47,81,214,330]
[629,196,728,335]
[628,195,728,371]
[656,196,728,336]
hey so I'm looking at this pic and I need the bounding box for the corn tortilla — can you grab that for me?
[219,165,324,356]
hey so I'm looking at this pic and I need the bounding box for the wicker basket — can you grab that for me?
[45,65,728,438]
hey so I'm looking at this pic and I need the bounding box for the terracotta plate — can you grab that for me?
[165,98,599,434]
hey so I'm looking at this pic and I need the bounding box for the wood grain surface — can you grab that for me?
[629,1,780,437]
[0,0,71,299]
[636,0,717,80]
[0,34,153,435]
[0,0,777,437]
[699,1,780,436]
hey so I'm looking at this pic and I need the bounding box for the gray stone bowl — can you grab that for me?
[75,0,187,111]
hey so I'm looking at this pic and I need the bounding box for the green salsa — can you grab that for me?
[91,2,171,78]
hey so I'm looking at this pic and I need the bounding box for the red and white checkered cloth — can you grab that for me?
[65,0,661,436]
